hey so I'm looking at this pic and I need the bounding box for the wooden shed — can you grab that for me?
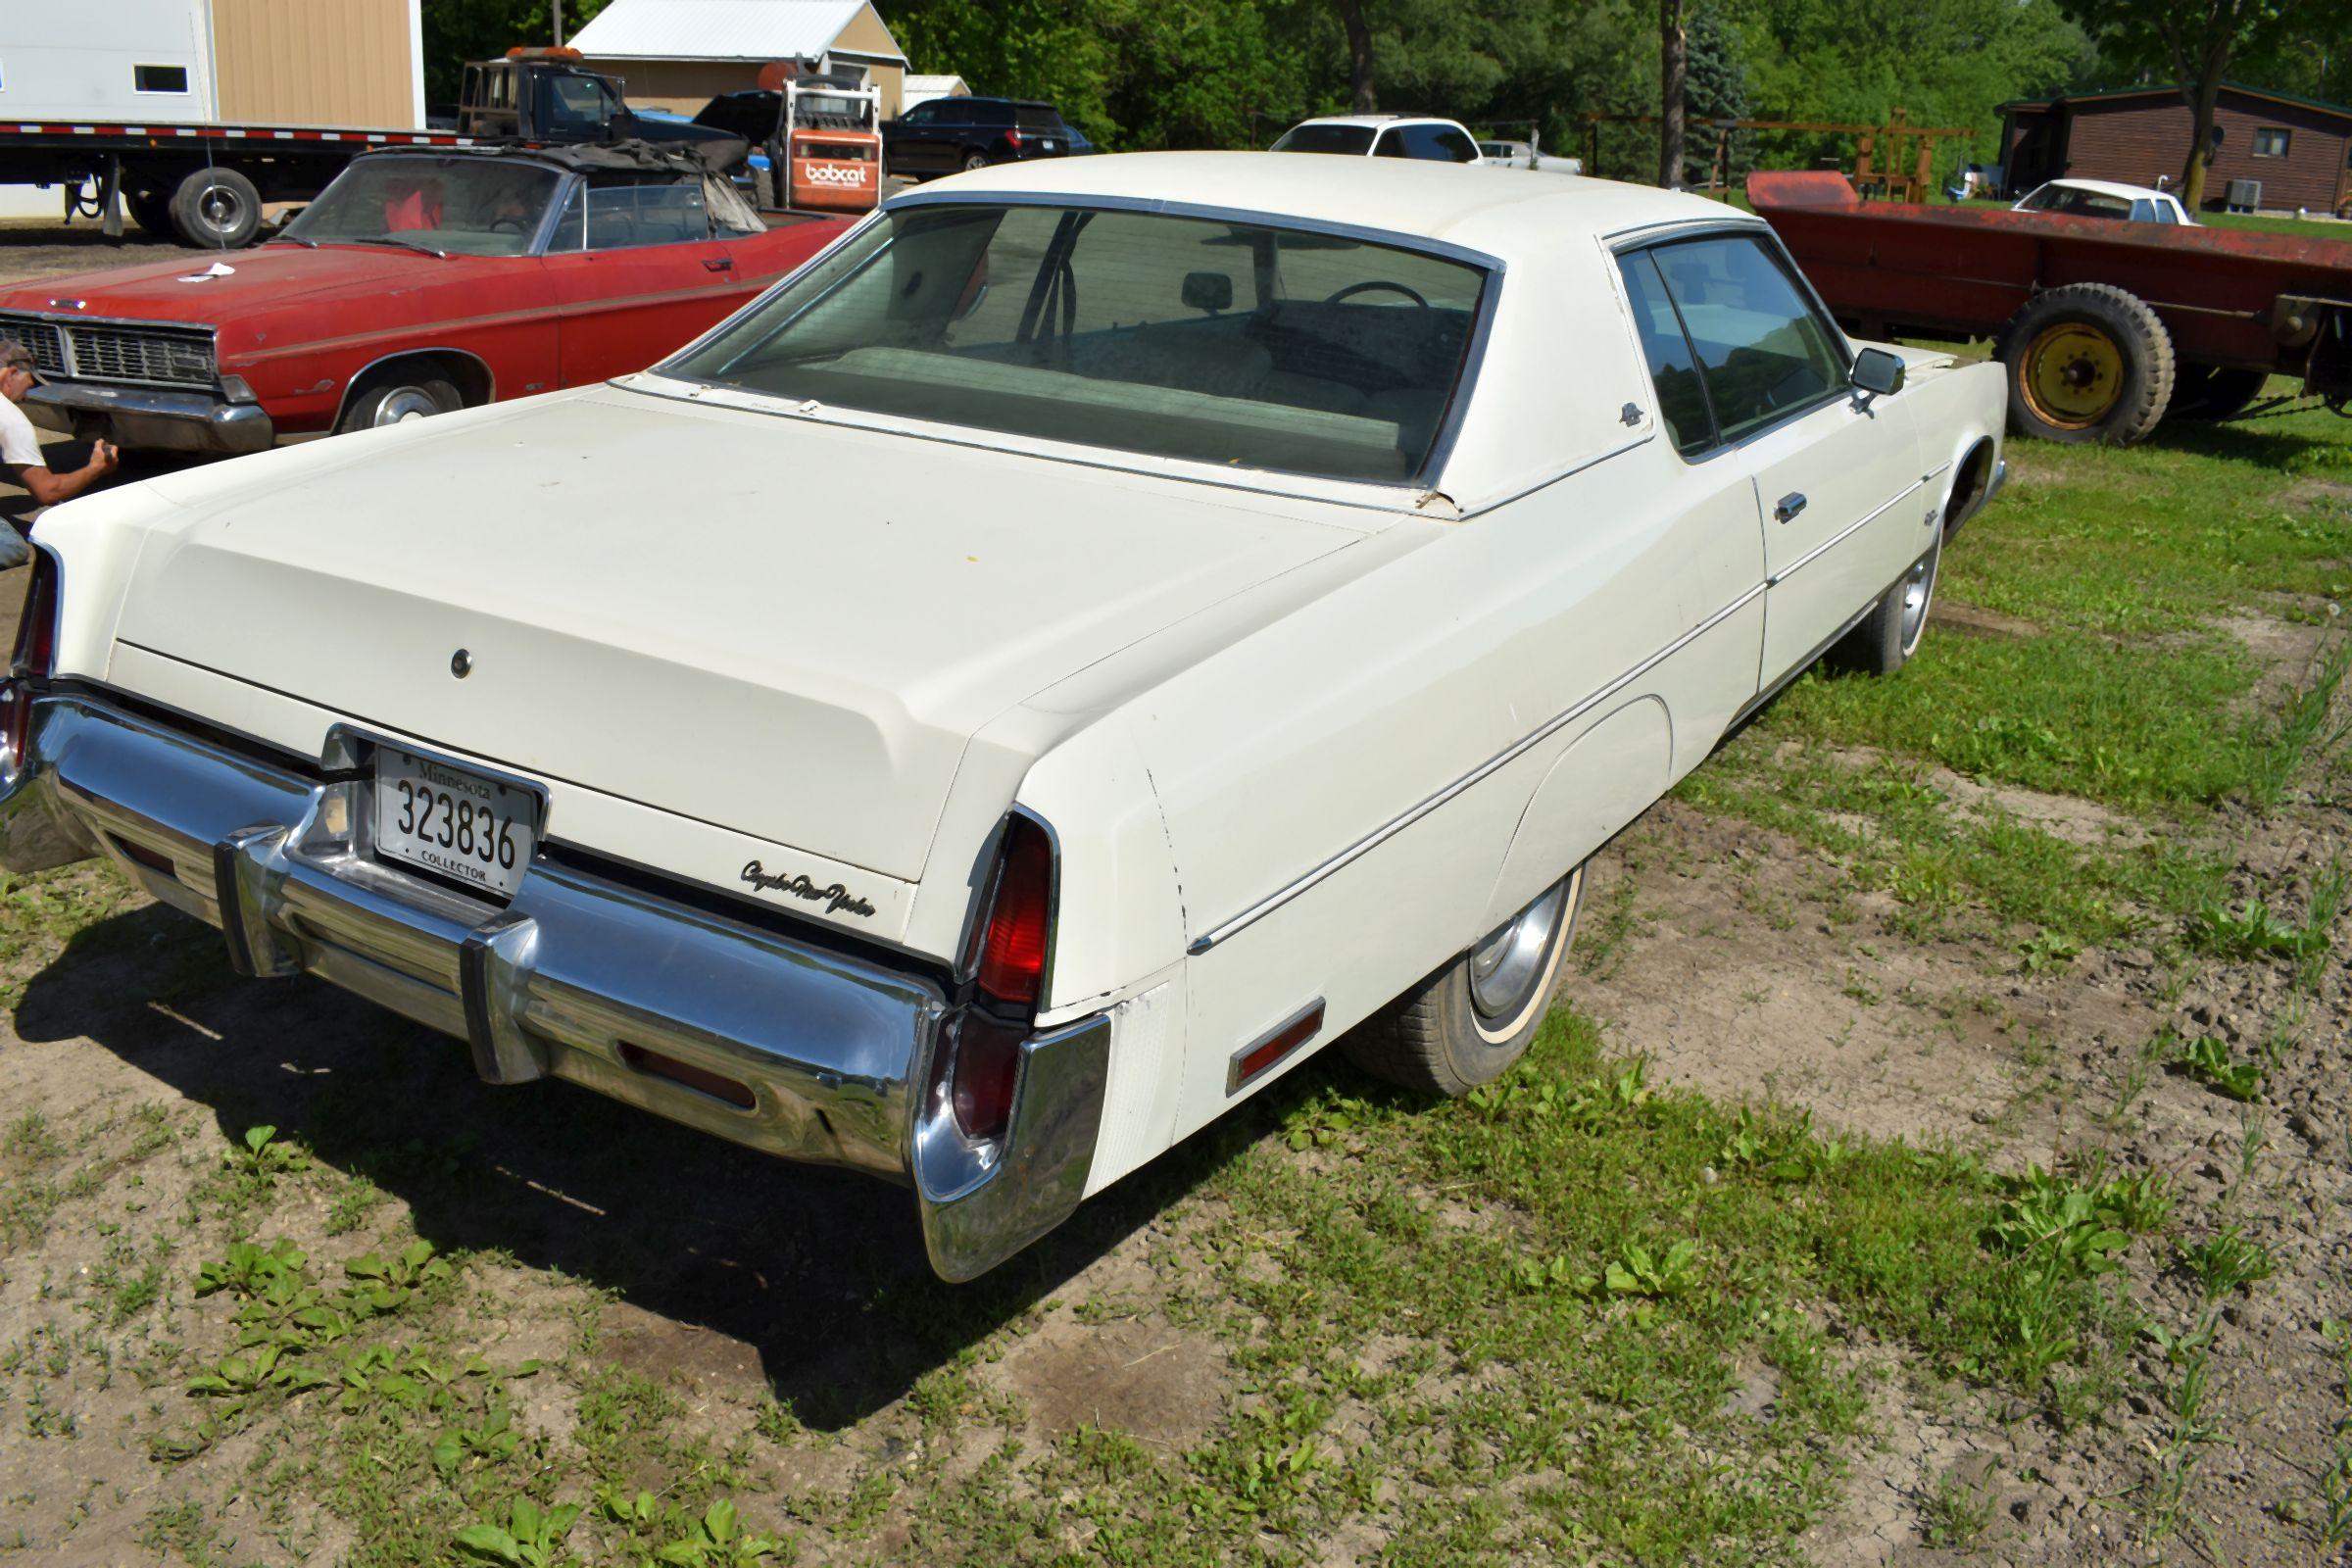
[1999,82,2352,217]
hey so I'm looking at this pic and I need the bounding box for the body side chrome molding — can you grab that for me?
[1186,579,1767,954]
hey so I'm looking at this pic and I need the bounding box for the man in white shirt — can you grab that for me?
[2,336,119,516]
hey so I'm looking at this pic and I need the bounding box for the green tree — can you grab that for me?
[1682,7,1753,186]
[2055,0,2340,209]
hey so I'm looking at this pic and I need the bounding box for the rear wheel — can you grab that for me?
[338,370,462,433]
[2168,364,2270,422]
[1344,864,1586,1097]
[168,166,263,249]
[960,151,990,173]
[1994,282,2174,445]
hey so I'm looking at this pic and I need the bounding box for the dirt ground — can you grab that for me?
[0,243,2346,1567]
[0,217,218,288]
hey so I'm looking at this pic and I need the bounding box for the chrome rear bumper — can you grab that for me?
[0,692,1106,1279]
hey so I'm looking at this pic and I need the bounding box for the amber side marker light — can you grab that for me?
[1226,1000,1326,1096]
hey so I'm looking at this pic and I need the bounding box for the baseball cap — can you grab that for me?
[0,337,42,385]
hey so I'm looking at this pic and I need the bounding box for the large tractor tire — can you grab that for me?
[1994,282,2175,445]
[2168,365,2271,422]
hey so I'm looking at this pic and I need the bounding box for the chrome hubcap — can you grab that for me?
[1469,876,1573,1022]
[1899,551,1936,651]
[373,387,443,425]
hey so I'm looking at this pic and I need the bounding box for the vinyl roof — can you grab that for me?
[568,0,907,64]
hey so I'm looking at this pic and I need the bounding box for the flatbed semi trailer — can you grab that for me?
[0,119,481,248]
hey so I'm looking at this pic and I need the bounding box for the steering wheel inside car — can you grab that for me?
[1324,280,1430,308]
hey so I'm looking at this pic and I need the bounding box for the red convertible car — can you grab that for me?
[0,141,848,455]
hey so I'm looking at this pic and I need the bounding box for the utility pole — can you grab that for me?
[554,0,565,47]
[1658,0,1687,188]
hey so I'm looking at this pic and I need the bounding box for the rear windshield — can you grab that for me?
[664,202,1489,485]
[1013,104,1062,129]
[1272,123,1376,156]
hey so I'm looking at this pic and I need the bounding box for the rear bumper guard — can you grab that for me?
[0,691,1106,1279]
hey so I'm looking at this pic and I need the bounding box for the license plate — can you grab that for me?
[372,748,538,901]
[1042,139,1057,150]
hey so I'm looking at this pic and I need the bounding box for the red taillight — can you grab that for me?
[947,1012,1024,1142]
[934,813,1056,1143]
[2,550,59,771]
[1004,127,1022,150]
[975,815,1053,1008]
[14,548,58,680]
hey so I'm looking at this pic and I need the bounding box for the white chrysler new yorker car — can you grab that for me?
[0,155,2005,1279]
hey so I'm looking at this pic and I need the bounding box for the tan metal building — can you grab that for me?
[211,0,423,128]
[568,0,912,118]
[0,0,423,128]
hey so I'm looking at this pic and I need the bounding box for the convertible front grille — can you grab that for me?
[0,312,217,388]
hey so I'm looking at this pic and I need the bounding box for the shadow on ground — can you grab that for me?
[14,900,1248,1429]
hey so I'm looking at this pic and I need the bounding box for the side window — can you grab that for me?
[1616,251,1717,457]
[550,182,585,252]
[1647,235,1848,443]
[1399,124,1480,162]
[1371,128,1412,159]
[583,180,710,249]
[902,102,936,124]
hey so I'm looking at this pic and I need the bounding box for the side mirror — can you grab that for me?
[1850,347,1907,400]
[1181,270,1233,314]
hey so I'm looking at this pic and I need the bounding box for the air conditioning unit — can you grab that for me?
[2226,177,2261,213]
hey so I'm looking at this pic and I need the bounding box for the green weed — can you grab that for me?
[453,1497,582,1568]
[2175,1035,2266,1102]
[2179,1229,2276,1298]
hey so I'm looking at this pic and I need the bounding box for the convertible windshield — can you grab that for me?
[280,156,562,257]
[664,203,1489,484]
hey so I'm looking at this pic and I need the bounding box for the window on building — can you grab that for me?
[134,64,190,94]
[2252,127,2290,159]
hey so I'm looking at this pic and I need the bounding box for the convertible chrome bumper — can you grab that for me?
[26,381,273,455]
[0,691,1107,1280]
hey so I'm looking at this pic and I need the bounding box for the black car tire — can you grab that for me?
[961,151,990,173]
[1831,539,1940,676]
[1344,866,1586,1097]
[339,372,463,433]
[168,166,264,249]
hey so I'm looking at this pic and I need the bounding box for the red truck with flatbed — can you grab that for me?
[1749,170,2352,444]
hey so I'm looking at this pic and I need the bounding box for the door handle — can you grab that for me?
[1774,492,1808,522]
[704,257,735,272]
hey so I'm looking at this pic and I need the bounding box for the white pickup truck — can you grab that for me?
[0,154,2006,1279]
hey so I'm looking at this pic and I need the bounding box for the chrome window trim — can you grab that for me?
[1606,222,1863,467]
[652,193,1505,496]
[1186,578,1769,955]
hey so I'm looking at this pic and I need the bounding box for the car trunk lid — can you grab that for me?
[108,385,1374,881]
